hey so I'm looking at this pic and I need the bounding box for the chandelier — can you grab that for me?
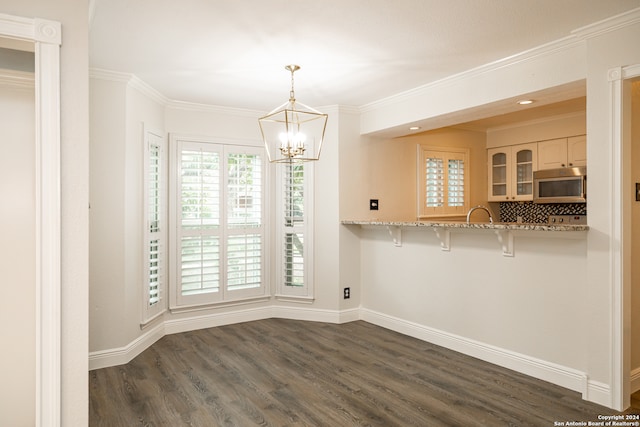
[258,65,328,163]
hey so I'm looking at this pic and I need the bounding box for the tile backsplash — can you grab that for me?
[499,202,587,223]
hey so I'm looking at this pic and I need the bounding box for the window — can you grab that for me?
[142,130,167,324]
[276,161,314,299]
[170,137,266,309]
[418,146,469,217]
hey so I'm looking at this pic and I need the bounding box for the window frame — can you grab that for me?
[275,161,315,301]
[169,135,268,311]
[141,128,167,325]
[417,145,470,218]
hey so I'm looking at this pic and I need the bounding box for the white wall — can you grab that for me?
[0,74,35,427]
[359,227,588,369]
[4,2,90,425]
[338,107,363,311]
[89,77,127,351]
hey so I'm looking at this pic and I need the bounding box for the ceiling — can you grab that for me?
[89,0,640,125]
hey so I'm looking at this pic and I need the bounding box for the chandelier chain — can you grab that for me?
[289,66,296,102]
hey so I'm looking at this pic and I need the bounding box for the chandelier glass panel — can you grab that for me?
[259,65,328,163]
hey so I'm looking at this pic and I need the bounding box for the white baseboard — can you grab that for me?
[89,321,165,370]
[89,305,359,370]
[164,306,274,335]
[631,367,640,394]
[360,308,610,407]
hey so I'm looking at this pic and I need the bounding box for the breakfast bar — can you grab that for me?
[341,219,588,257]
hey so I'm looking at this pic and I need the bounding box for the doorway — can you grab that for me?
[0,13,62,425]
[0,41,35,427]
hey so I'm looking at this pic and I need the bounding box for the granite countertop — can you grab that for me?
[341,219,589,232]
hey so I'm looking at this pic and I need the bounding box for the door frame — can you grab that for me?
[610,63,640,411]
[0,13,62,426]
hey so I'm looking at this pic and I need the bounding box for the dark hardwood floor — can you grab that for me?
[89,319,637,426]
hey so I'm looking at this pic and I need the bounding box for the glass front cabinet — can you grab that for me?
[487,143,537,202]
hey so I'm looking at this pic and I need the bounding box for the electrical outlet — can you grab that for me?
[343,287,351,299]
[369,199,379,210]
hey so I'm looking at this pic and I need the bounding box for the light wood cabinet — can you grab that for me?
[538,135,586,170]
[488,143,537,202]
[567,135,587,167]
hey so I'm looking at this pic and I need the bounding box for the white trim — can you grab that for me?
[609,66,625,412]
[88,68,132,83]
[1,14,62,427]
[167,99,263,118]
[572,7,640,40]
[35,27,62,427]
[360,35,582,114]
[89,321,165,371]
[360,308,610,407]
[0,68,35,88]
[90,305,360,369]
[275,161,315,298]
[90,68,170,105]
[168,296,271,314]
[609,64,640,411]
[271,305,354,324]
[141,126,168,325]
[631,367,640,394]
[0,13,62,427]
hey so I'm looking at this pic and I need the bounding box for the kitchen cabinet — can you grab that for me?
[488,142,537,202]
[537,135,586,170]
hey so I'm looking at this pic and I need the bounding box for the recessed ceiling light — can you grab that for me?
[409,126,421,131]
[517,99,534,105]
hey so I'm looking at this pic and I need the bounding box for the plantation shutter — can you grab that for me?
[226,153,263,292]
[419,147,468,217]
[284,163,305,288]
[447,158,465,207]
[143,130,167,324]
[172,139,265,308]
[148,142,161,306]
[178,145,222,303]
[425,156,444,207]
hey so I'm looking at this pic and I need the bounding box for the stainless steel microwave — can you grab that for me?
[533,166,586,203]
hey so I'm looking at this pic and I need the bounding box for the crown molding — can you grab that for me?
[89,68,132,83]
[360,34,583,114]
[361,8,640,115]
[572,7,640,40]
[90,68,266,117]
[0,68,34,88]
[166,99,263,118]
[128,74,170,105]
[89,68,170,106]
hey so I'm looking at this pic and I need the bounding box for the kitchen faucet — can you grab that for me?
[466,205,494,224]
